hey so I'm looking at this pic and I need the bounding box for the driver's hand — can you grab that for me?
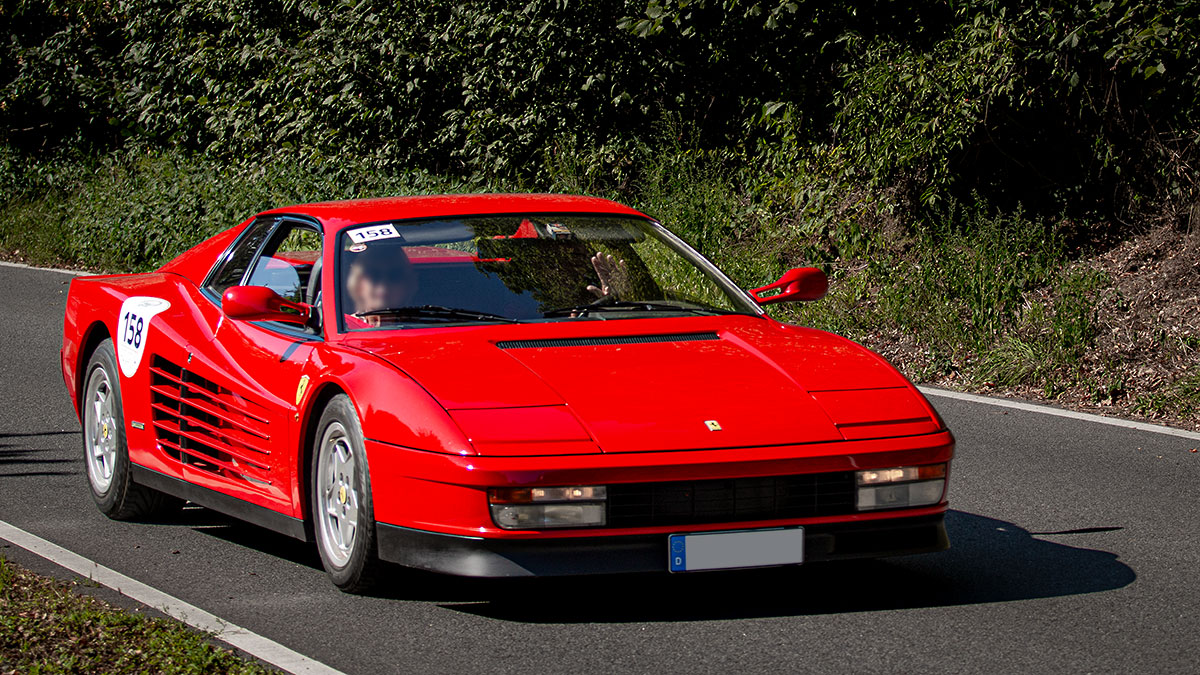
[587,252,629,298]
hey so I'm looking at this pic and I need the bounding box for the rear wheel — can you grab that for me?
[311,394,383,593]
[83,338,178,520]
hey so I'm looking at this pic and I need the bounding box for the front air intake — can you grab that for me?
[497,332,720,349]
[606,472,858,528]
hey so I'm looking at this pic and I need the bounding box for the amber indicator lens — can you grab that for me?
[488,485,607,504]
[856,463,946,486]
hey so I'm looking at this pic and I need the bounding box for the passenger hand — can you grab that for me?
[587,252,629,298]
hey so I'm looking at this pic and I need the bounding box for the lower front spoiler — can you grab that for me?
[377,513,948,577]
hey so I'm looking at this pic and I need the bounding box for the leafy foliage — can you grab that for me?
[0,150,497,270]
[0,0,1196,415]
[3,1,1197,226]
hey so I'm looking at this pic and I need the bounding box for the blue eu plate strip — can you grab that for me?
[669,534,687,572]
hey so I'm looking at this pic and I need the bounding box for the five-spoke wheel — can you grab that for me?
[83,364,119,493]
[82,338,176,519]
[311,394,382,592]
[316,421,360,568]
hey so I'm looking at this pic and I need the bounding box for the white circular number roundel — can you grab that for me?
[116,296,171,378]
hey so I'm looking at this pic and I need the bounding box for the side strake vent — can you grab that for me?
[149,356,272,487]
[497,332,720,349]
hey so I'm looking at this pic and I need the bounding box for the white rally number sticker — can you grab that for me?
[346,224,402,244]
[116,296,171,378]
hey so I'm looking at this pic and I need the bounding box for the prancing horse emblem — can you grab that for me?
[704,420,722,431]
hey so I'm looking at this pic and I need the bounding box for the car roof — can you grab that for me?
[259,193,650,231]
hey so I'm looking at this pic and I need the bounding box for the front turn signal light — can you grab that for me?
[488,485,608,530]
[855,463,947,511]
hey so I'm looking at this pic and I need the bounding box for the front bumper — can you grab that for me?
[376,512,949,577]
[364,429,955,538]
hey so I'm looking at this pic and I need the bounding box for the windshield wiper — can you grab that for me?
[543,298,722,318]
[356,305,519,324]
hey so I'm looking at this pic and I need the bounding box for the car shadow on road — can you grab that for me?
[421,510,1135,622]
[0,433,81,477]
[165,507,325,570]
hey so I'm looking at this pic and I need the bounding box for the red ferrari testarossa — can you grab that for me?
[61,194,953,591]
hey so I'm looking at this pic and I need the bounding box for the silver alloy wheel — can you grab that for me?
[317,421,359,568]
[84,365,118,494]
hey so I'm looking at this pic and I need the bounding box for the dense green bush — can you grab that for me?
[0,150,504,269]
[4,1,1196,227]
[1,1,1197,407]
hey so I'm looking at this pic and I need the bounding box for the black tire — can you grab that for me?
[310,394,383,593]
[82,338,179,520]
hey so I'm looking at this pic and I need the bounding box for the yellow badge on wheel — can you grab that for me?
[338,485,347,504]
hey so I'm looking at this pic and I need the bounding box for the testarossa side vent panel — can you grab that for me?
[148,355,273,487]
[496,332,720,349]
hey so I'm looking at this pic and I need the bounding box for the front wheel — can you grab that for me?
[82,338,178,520]
[311,394,383,593]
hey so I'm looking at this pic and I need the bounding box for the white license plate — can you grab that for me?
[668,527,805,572]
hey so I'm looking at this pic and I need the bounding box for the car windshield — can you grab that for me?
[336,215,759,330]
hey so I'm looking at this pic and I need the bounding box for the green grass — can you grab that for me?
[0,557,275,674]
[7,145,1186,422]
[764,200,1109,396]
[0,151,511,272]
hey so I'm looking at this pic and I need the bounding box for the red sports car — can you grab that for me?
[61,194,953,592]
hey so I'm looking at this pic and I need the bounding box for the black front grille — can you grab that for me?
[606,472,857,528]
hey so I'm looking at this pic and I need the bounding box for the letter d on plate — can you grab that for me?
[669,535,687,572]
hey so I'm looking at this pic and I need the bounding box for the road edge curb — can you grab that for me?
[919,386,1200,441]
[0,519,346,675]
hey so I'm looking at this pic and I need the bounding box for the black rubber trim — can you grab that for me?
[278,341,304,362]
[497,332,720,349]
[376,513,948,577]
[131,464,308,541]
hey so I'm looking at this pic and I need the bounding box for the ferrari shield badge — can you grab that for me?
[704,420,722,431]
[295,375,310,406]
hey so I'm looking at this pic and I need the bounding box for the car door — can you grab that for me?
[172,216,324,516]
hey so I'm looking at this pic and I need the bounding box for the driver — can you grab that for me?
[344,243,417,328]
[342,240,628,328]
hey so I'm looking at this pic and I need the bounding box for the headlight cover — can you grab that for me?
[488,485,607,529]
[855,463,947,511]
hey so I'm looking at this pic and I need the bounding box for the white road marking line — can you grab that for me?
[0,520,345,675]
[919,386,1200,441]
[0,259,89,276]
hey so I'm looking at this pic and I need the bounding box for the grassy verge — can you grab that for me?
[1135,367,1200,420]
[0,557,274,674]
[1,148,1196,429]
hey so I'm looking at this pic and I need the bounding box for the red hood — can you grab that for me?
[344,316,940,454]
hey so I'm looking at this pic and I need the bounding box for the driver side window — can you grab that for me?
[205,218,323,334]
[245,225,322,304]
[206,217,276,298]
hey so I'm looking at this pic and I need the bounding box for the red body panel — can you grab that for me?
[61,193,954,563]
[365,431,953,537]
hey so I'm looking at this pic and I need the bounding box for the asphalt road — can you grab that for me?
[2,263,1198,674]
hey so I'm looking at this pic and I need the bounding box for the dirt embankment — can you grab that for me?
[891,224,1200,433]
